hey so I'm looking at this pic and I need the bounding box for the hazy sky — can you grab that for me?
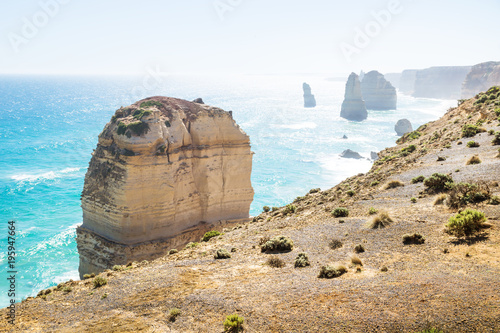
[1,0,499,75]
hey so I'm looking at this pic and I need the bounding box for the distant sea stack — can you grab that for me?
[340,73,367,121]
[360,71,397,110]
[399,69,418,95]
[77,97,254,277]
[303,83,316,108]
[395,119,413,136]
[461,61,500,99]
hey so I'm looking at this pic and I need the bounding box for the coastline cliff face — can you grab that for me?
[340,73,367,121]
[462,61,500,98]
[303,82,316,108]
[413,66,471,99]
[77,97,254,277]
[360,71,397,110]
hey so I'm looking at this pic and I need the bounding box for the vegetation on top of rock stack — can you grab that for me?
[132,109,152,120]
[140,100,164,109]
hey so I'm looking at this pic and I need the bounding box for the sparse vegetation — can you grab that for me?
[329,239,343,250]
[370,180,380,186]
[223,314,244,332]
[433,193,447,205]
[282,204,296,215]
[169,249,178,255]
[132,109,152,120]
[346,190,355,197]
[309,188,320,194]
[462,124,484,138]
[446,182,490,209]
[261,236,293,253]
[262,206,270,212]
[368,207,378,215]
[168,308,181,322]
[202,230,221,242]
[83,273,95,280]
[380,266,388,272]
[266,256,285,268]
[411,197,417,203]
[93,276,107,288]
[318,265,347,279]
[127,121,150,136]
[397,130,421,143]
[354,244,365,253]
[411,175,425,184]
[214,249,231,259]
[368,211,393,229]
[424,173,453,193]
[62,286,72,293]
[294,252,310,268]
[446,209,487,238]
[400,144,416,156]
[140,100,163,109]
[384,180,404,189]
[467,141,480,148]
[185,242,198,249]
[332,207,349,218]
[492,132,500,145]
[351,256,362,266]
[466,155,481,165]
[402,233,425,245]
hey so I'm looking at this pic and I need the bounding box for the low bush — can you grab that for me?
[282,204,296,215]
[266,256,285,268]
[140,100,163,108]
[262,206,270,212]
[351,256,362,266]
[411,175,425,184]
[368,207,378,215]
[309,188,320,194]
[185,242,198,249]
[489,195,500,205]
[433,193,447,205]
[318,265,347,279]
[447,182,490,209]
[271,206,279,212]
[346,190,355,197]
[424,173,453,192]
[169,249,178,255]
[384,180,404,189]
[332,207,349,217]
[294,252,310,268]
[83,273,95,279]
[202,230,221,242]
[462,124,484,138]
[93,276,107,288]
[380,266,388,272]
[411,197,417,203]
[466,155,481,165]
[261,236,293,253]
[132,109,152,120]
[354,244,365,253]
[467,141,480,148]
[400,144,416,156]
[402,233,425,245]
[370,180,380,187]
[492,132,500,145]
[127,121,150,136]
[368,211,393,229]
[446,209,487,238]
[62,286,72,293]
[117,122,127,135]
[329,239,343,250]
[168,308,181,322]
[214,249,231,259]
[223,314,244,332]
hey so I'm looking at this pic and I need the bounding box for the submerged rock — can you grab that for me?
[370,151,379,161]
[361,71,397,110]
[395,119,413,136]
[340,149,363,159]
[342,134,348,139]
[303,82,316,108]
[77,97,254,277]
[340,73,367,121]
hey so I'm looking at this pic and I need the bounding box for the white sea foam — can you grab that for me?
[276,122,317,130]
[11,167,81,183]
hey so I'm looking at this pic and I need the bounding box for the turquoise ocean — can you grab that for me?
[0,74,456,307]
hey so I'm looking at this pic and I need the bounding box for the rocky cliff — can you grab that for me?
[413,66,471,99]
[360,70,397,110]
[77,97,254,277]
[462,61,500,98]
[340,73,367,121]
[303,82,316,108]
[398,69,418,95]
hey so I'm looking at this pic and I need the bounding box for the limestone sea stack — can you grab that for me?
[340,73,367,121]
[77,97,254,277]
[461,61,500,99]
[303,82,316,108]
[395,119,413,136]
[361,71,397,110]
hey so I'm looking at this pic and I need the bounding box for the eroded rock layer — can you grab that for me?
[77,97,254,276]
[361,70,397,110]
[340,73,367,121]
[462,61,500,99]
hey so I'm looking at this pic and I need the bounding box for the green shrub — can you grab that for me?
[368,207,378,215]
[140,100,163,108]
[492,132,500,145]
[411,197,417,203]
[488,129,495,135]
[309,188,320,194]
[261,236,293,253]
[495,108,500,116]
[329,239,343,250]
[424,173,453,192]
[447,182,490,209]
[282,204,296,215]
[370,181,380,186]
[489,195,500,205]
[294,252,310,268]
[411,175,425,184]
[397,130,421,143]
[202,230,221,242]
[384,180,404,189]
[446,209,487,237]
[214,249,231,259]
[354,244,365,253]
[466,155,481,165]
[132,109,152,120]
[402,233,425,245]
[462,124,483,138]
[332,207,349,217]
[93,276,107,288]
[112,265,125,271]
[467,141,480,148]
[185,242,198,249]
[165,120,171,127]
[169,249,178,255]
[83,273,95,279]
[127,121,150,136]
[369,211,393,229]
[346,190,355,197]
[318,265,347,279]
[400,144,416,156]
[62,286,72,293]
[168,308,181,322]
[266,255,285,268]
[223,314,244,332]
[117,122,127,135]
[271,206,279,212]
[415,329,443,333]
[262,206,270,212]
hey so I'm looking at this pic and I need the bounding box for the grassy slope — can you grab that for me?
[1,90,500,333]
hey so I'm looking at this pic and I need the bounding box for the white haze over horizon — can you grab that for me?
[0,0,499,76]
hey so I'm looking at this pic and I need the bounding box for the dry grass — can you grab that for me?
[466,155,481,165]
[266,256,285,268]
[351,256,363,266]
[368,211,393,229]
[329,239,343,250]
[384,180,404,189]
[433,193,448,205]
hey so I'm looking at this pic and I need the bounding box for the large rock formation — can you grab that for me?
[395,119,413,136]
[303,82,316,108]
[361,71,397,110]
[461,61,500,99]
[399,69,418,95]
[77,97,254,277]
[340,149,363,159]
[413,66,471,99]
[340,73,367,121]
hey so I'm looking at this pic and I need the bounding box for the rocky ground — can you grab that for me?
[1,91,500,332]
